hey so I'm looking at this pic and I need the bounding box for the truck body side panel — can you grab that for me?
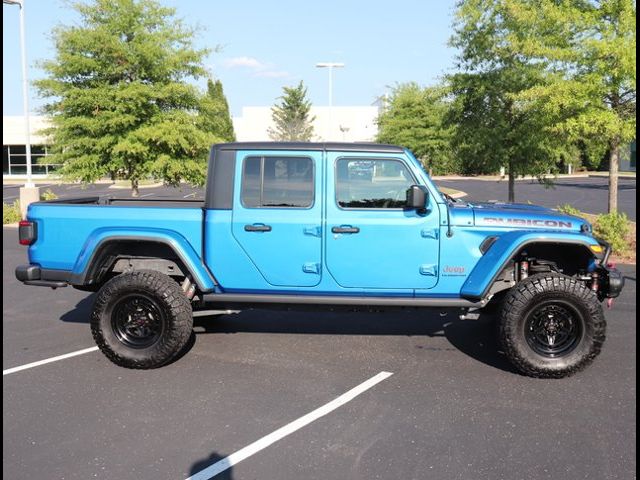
[26,203,214,290]
[461,230,601,299]
[230,150,324,288]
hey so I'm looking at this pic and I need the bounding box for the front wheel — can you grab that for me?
[499,273,606,378]
[91,270,193,369]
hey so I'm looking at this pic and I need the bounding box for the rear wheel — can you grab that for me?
[499,273,606,378]
[91,270,193,369]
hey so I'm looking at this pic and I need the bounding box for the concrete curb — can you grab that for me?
[108,182,164,190]
[433,173,636,182]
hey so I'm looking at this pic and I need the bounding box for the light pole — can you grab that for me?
[315,62,344,140]
[4,0,39,216]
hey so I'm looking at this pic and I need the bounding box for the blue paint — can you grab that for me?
[24,146,602,302]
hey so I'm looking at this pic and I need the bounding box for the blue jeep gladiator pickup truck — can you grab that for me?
[16,142,624,377]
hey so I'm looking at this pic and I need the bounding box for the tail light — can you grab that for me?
[18,220,37,246]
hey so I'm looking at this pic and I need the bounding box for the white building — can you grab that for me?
[233,106,380,142]
[3,108,382,178]
[3,115,58,177]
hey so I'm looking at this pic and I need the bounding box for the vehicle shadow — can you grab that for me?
[60,294,95,323]
[191,308,517,374]
[60,295,516,374]
[188,450,233,480]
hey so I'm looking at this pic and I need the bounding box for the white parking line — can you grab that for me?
[138,192,155,198]
[185,371,394,480]
[3,346,99,376]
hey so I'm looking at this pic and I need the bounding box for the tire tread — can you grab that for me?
[90,270,193,369]
[499,273,606,378]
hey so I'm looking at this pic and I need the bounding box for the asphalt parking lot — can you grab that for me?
[3,226,636,480]
[437,176,637,221]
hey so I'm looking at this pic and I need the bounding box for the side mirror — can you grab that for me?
[406,185,429,211]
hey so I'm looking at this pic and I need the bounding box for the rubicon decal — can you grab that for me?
[482,218,573,228]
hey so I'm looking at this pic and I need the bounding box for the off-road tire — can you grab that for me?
[91,270,193,369]
[499,273,606,378]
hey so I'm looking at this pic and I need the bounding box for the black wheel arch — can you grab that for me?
[70,237,212,291]
[481,240,599,302]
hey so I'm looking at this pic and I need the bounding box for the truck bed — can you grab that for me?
[27,197,204,271]
[42,196,204,208]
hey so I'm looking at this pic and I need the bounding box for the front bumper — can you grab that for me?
[595,239,625,299]
[598,264,625,299]
[15,264,69,288]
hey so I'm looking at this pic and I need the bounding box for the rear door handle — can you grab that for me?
[244,224,272,232]
[331,226,360,234]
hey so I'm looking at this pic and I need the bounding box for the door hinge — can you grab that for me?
[303,226,322,237]
[302,262,321,274]
[419,264,438,276]
[421,228,439,240]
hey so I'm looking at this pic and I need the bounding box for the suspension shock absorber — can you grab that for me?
[590,271,599,292]
[519,260,529,281]
[181,277,197,300]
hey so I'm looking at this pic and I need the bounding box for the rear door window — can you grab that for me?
[241,156,314,208]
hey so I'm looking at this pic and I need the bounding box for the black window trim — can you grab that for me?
[333,156,419,211]
[240,154,316,210]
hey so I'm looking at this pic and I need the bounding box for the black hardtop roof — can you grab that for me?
[213,142,405,154]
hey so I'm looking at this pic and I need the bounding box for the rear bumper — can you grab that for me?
[15,264,69,288]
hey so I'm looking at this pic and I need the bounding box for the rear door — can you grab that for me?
[231,150,323,287]
[325,153,440,290]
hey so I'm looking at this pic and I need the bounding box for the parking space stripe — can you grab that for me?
[3,346,99,376]
[185,371,394,480]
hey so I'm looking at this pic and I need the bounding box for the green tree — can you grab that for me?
[503,0,636,212]
[199,78,235,142]
[268,81,315,141]
[448,0,575,202]
[35,0,214,196]
[376,83,458,175]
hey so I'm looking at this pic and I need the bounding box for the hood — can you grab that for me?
[469,202,590,233]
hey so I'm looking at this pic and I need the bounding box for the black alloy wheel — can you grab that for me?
[524,301,584,358]
[111,293,167,349]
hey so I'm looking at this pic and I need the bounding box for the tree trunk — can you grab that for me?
[131,179,139,198]
[508,159,515,203]
[608,141,619,213]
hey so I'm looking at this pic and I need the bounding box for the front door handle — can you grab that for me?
[244,224,272,232]
[331,226,360,234]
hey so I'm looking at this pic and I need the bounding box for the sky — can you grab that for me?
[2,0,458,117]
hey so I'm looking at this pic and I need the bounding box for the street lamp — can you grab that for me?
[4,0,39,216]
[315,62,344,140]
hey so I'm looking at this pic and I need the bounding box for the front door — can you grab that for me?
[232,151,322,287]
[325,154,440,290]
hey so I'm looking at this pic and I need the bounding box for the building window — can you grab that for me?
[2,145,61,176]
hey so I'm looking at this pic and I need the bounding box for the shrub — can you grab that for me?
[594,212,632,254]
[3,201,21,224]
[557,204,583,217]
[41,189,58,201]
